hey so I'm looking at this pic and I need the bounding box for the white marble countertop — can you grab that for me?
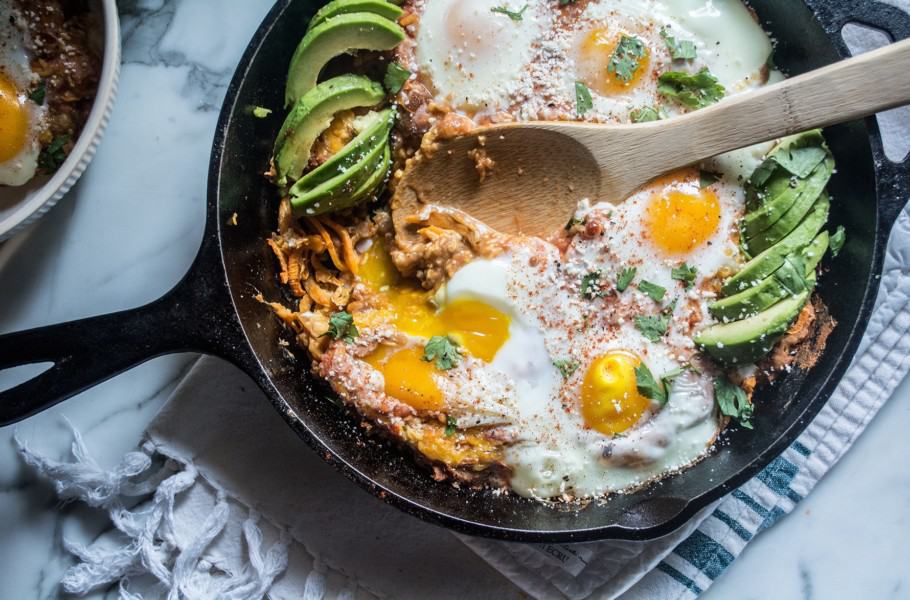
[1,2,908,599]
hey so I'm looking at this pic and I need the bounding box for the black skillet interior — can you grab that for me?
[208,0,910,542]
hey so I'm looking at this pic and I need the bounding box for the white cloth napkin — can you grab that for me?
[16,17,910,600]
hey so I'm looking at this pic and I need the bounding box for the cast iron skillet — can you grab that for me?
[1,0,908,543]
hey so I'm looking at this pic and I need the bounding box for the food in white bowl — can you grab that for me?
[0,0,119,241]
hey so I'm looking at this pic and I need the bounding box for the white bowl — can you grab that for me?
[0,0,121,241]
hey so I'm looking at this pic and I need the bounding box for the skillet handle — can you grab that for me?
[811,0,910,229]
[0,251,245,426]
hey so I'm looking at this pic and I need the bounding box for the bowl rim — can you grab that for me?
[0,0,122,242]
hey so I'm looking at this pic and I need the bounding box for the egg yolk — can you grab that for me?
[358,238,512,409]
[581,350,652,436]
[0,73,28,163]
[364,346,444,411]
[576,28,651,96]
[645,170,721,254]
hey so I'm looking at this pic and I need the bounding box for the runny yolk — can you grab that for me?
[357,238,512,409]
[645,169,721,255]
[363,346,444,411]
[575,28,651,96]
[581,350,652,436]
[0,73,28,163]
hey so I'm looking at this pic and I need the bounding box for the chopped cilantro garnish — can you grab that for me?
[490,4,528,20]
[638,280,666,302]
[658,68,725,109]
[559,0,577,4]
[635,363,668,406]
[830,225,846,257]
[630,106,661,123]
[608,35,647,83]
[423,336,461,370]
[553,359,580,379]
[252,106,272,118]
[634,314,669,342]
[38,135,70,172]
[660,28,697,60]
[575,81,593,116]
[671,263,697,288]
[616,266,636,292]
[324,311,359,343]
[714,376,754,429]
[29,80,46,106]
[699,170,722,188]
[445,415,458,436]
[581,270,605,300]
[565,215,585,231]
[384,62,411,94]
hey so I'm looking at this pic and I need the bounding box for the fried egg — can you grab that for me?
[0,3,46,187]
[414,0,549,113]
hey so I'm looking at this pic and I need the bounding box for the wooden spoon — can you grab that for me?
[394,39,910,236]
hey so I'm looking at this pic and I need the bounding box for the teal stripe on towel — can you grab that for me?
[732,490,769,517]
[711,510,753,542]
[673,531,735,580]
[657,562,704,595]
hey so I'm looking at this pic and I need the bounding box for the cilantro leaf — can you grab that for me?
[559,0,577,4]
[445,415,458,436]
[713,376,754,429]
[38,135,70,172]
[581,270,604,300]
[634,314,669,342]
[575,81,594,116]
[635,363,668,406]
[638,280,666,302]
[423,335,462,370]
[565,215,585,231]
[490,4,528,21]
[830,225,846,258]
[384,62,411,94]
[29,80,46,105]
[671,263,697,288]
[324,311,359,343]
[553,359,580,379]
[608,35,646,83]
[252,106,272,118]
[699,170,721,188]
[616,266,636,292]
[660,28,697,60]
[658,68,725,109]
[630,106,661,123]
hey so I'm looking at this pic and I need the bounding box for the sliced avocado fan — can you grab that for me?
[273,75,385,187]
[722,192,829,296]
[285,12,405,107]
[290,136,389,215]
[709,231,828,322]
[308,0,403,30]
[741,131,833,255]
[291,108,394,192]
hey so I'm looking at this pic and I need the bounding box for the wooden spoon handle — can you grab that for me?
[597,39,910,180]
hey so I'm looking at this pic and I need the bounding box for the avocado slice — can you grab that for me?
[273,75,385,187]
[743,163,833,255]
[285,13,405,107]
[695,291,809,366]
[347,142,391,205]
[309,0,403,30]
[291,139,388,215]
[722,193,829,296]
[291,108,394,192]
[709,232,828,322]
